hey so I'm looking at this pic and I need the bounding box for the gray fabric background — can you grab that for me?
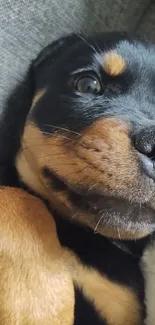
[0,0,154,111]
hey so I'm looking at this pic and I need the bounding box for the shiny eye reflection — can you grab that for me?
[74,75,102,95]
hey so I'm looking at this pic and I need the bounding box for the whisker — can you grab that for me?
[71,211,79,220]
[44,124,82,136]
[40,131,52,136]
[41,130,76,143]
[117,227,121,240]
[94,41,102,54]
[94,216,104,234]
[59,135,75,142]
[87,183,98,193]
[75,33,99,54]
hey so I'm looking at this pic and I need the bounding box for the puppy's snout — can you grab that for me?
[133,127,155,181]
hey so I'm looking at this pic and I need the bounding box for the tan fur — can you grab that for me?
[16,118,148,239]
[103,52,125,76]
[0,187,74,325]
[30,89,46,111]
[64,249,142,325]
[16,147,74,218]
[16,119,138,196]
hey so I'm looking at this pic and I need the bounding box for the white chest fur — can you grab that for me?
[141,241,155,325]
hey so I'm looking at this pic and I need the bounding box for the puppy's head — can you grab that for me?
[16,33,155,240]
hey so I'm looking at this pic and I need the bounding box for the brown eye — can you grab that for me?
[75,75,101,95]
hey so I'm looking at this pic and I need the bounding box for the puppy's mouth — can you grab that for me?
[43,168,155,240]
[16,119,155,240]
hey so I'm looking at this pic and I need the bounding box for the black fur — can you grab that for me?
[74,287,106,325]
[31,33,155,133]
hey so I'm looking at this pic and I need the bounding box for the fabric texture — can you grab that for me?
[137,1,155,41]
[0,0,153,111]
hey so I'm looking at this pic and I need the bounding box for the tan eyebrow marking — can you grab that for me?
[103,52,126,76]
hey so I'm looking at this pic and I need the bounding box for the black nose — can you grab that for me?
[134,127,155,181]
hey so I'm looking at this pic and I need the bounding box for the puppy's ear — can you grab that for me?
[0,64,35,186]
[33,33,80,70]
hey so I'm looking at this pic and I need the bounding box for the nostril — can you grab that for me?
[135,139,155,159]
[146,148,155,160]
[136,142,155,160]
[133,128,155,180]
[134,130,155,161]
[139,154,155,181]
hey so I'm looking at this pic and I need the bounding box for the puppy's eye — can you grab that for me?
[75,75,101,95]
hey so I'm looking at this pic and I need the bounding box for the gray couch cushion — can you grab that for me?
[137,2,155,41]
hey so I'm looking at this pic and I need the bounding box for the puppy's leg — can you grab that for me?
[0,187,74,325]
[141,242,155,325]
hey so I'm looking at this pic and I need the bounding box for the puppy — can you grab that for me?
[1,32,155,324]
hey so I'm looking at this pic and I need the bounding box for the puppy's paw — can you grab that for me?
[0,187,74,325]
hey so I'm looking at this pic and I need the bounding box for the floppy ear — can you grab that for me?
[33,33,80,70]
[0,65,35,186]
[0,34,80,186]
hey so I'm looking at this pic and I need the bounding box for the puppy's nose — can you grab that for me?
[134,127,155,181]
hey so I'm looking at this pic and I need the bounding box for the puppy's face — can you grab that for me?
[16,33,155,239]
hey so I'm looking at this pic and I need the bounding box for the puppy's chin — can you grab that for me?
[67,193,155,240]
[48,186,155,240]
